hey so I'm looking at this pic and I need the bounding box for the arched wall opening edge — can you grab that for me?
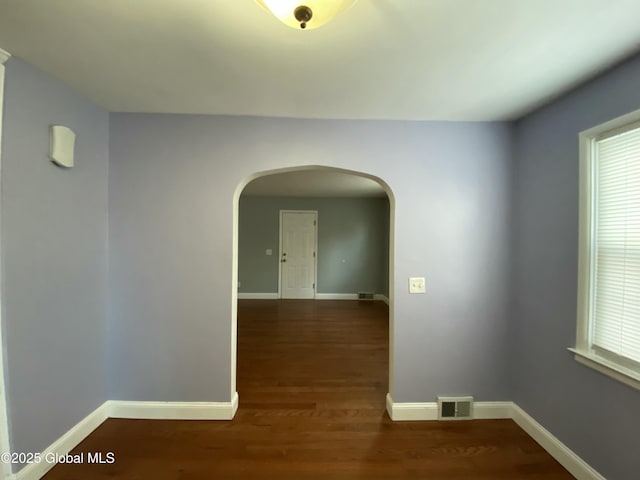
[230,165,396,411]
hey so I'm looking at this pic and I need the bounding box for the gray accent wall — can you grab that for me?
[238,196,389,295]
[108,114,513,403]
[510,54,640,479]
[1,58,109,469]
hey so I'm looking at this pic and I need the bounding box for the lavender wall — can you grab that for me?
[510,54,640,479]
[3,39,640,479]
[1,58,109,468]
[108,114,513,403]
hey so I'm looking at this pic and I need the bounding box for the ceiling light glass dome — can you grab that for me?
[256,0,358,30]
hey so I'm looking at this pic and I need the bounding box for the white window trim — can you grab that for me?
[573,108,640,392]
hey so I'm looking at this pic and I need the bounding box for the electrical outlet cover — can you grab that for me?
[409,277,426,294]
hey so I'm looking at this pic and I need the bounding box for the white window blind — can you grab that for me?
[592,124,640,366]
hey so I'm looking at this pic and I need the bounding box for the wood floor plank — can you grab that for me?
[41,299,573,479]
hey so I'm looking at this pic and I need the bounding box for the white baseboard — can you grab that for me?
[108,393,239,420]
[12,394,239,479]
[471,401,513,419]
[386,395,604,480]
[315,293,359,300]
[374,294,390,305]
[237,293,279,299]
[385,394,511,421]
[14,401,109,480]
[316,293,389,303]
[237,293,390,303]
[511,404,605,480]
[386,393,439,420]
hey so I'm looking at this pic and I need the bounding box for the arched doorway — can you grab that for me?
[231,165,395,409]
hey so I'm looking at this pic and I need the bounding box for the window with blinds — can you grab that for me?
[592,123,640,368]
[575,111,640,390]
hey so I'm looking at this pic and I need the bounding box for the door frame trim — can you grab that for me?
[0,48,12,480]
[278,210,318,299]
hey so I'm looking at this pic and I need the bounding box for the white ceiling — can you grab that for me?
[242,170,387,197]
[1,0,640,121]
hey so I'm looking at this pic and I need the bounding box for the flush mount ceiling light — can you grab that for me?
[256,0,358,30]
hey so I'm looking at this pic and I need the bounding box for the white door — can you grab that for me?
[280,211,317,299]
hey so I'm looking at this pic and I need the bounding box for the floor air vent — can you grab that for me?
[357,292,374,300]
[437,396,474,420]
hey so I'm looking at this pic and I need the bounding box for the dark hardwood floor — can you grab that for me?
[43,300,573,479]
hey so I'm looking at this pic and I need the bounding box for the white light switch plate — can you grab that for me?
[409,277,426,294]
[266,249,272,255]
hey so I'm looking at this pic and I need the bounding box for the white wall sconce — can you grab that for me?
[49,125,75,168]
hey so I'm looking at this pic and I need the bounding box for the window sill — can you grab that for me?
[568,348,640,391]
